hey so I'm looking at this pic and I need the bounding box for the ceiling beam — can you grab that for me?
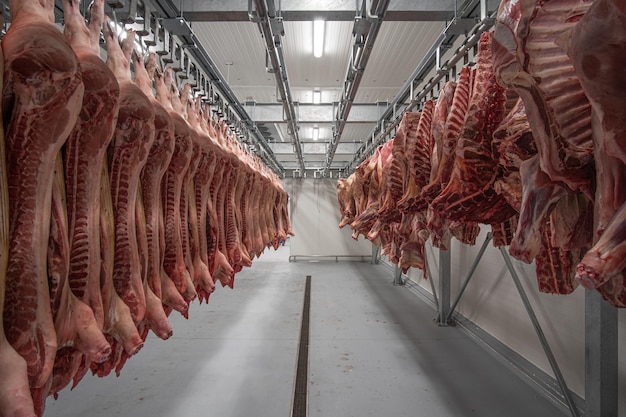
[177,0,455,22]
[322,0,391,177]
[252,0,306,172]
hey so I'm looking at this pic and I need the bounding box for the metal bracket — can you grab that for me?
[435,248,453,326]
[499,248,580,417]
[445,232,492,324]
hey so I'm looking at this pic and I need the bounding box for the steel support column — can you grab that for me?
[435,249,452,326]
[393,264,404,286]
[371,244,380,264]
[585,289,618,417]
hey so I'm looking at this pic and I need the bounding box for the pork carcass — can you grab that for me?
[161,70,196,308]
[2,0,84,391]
[63,0,118,332]
[133,51,174,339]
[205,139,234,286]
[231,158,254,265]
[153,67,189,314]
[181,95,215,298]
[194,149,218,302]
[105,26,154,323]
[0,6,36,414]
[207,125,236,284]
[46,0,120,394]
[92,155,143,378]
[43,155,109,412]
[175,87,205,298]
[188,98,217,302]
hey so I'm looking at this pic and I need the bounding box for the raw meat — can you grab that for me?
[421,81,456,203]
[378,112,419,223]
[534,222,582,294]
[422,67,474,203]
[153,67,189,314]
[161,70,196,308]
[133,51,174,339]
[492,0,595,198]
[431,32,514,225]
[52,1,119,391]
[0,5,36,413]
[398,100,435,213]
[562,0,626,305]
[508,155,566,262]
[188,98,217,302]
[105,26,154,323]
[2,0,84,392]
[44,155,110,412]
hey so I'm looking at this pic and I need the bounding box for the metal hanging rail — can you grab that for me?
[322,0,391,177]
[251,0,306,173]
[344,0,496,175]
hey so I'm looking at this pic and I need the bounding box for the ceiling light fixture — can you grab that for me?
[313,90,321,104]
[313,127,319,141]
[313,20,325,58]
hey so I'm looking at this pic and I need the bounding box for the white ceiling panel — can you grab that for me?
[355,21,444,102]
[339,123,378,143]
[192,22,274,99]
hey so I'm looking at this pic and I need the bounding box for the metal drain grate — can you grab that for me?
[292,275,311,417]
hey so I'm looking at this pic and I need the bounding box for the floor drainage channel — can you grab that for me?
[292,275,311,417]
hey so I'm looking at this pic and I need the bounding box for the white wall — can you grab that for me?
[283,178,371,258]
[408,227,625,415]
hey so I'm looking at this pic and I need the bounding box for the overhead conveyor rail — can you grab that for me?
[250,0,306,173]
[344,0,496,176]
[321,0,391,177]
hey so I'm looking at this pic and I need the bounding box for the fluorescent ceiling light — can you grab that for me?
[313,127,319,141]
[313,20,325,58]
[313,90,321,104]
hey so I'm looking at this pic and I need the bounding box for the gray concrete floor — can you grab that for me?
[45,241,565,417]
